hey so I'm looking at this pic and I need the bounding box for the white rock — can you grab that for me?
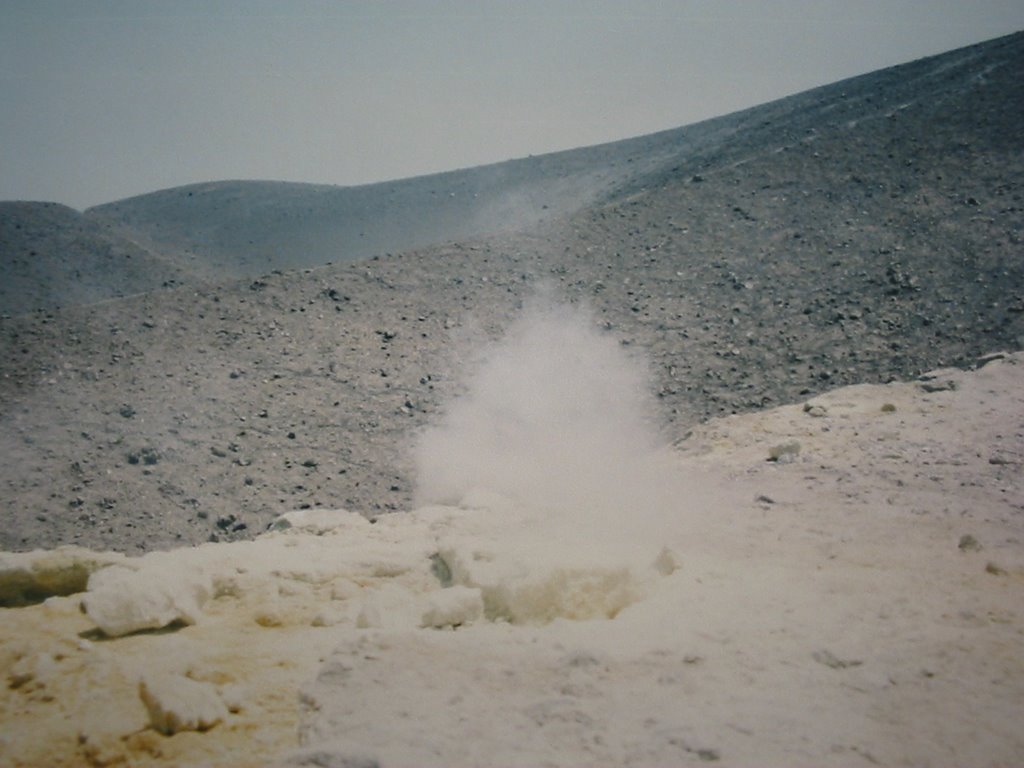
[652,546,681,576]
[83,563,211,637]
[420,586,483,628]
[139,673,228,735]
[268,508,369,535]
[354,583,421,630]
[0,546,125,606]
[768,440,802,462]
[803,403,828,418]
[438,545,642,624]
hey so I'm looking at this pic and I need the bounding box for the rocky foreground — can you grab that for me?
[1,352,1021,767]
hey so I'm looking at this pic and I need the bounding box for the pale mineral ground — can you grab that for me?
[2,351,1021,767]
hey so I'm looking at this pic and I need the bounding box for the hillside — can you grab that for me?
[0,202,197,316]
[4,34,1022,315]
[0,31,1022,553]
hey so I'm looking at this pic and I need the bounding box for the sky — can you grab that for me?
[2,1,1023,211]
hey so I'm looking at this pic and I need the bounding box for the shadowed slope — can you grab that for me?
[0,202,197,316]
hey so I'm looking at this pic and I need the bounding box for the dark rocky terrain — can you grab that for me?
[1,31,1022,553]
[5,111,740,311]
[0,202,192,315]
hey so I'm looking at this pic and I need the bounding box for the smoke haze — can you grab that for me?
[414,293,680,552]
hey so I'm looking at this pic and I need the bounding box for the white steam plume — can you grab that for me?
[413,293,678,545]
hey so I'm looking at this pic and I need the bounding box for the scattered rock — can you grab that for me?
[139,673,228,735]
[0,547,126,607]
[767,441,801,463]
[420,585,484,628]
[269,509,369,535]
[812,649,863,669]
[975,352,1007,368]
[216,514,237,530]
[918,379,957,393]
[285,750,380,768]
[958,534,982,552]
[83,563,211,637]
[803,403,828,417]
[652,546,681,576]
[127,447,161,466]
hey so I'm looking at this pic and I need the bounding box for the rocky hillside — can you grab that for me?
[0,202,193,316]
[1,31,1021,553]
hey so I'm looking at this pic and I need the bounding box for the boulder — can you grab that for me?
[139,673,228,735]
[0,546,125,607]
[83,562,211,637]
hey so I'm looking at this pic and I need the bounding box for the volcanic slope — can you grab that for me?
[1,31,1022,553]
[66,99,754,296]
[0,202,194,316]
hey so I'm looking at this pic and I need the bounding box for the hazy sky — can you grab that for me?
[2,1,1023,210]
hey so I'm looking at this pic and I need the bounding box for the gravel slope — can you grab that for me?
[1,31,1022,553]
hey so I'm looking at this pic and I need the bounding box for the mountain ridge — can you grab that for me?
[3,30,1020,316]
